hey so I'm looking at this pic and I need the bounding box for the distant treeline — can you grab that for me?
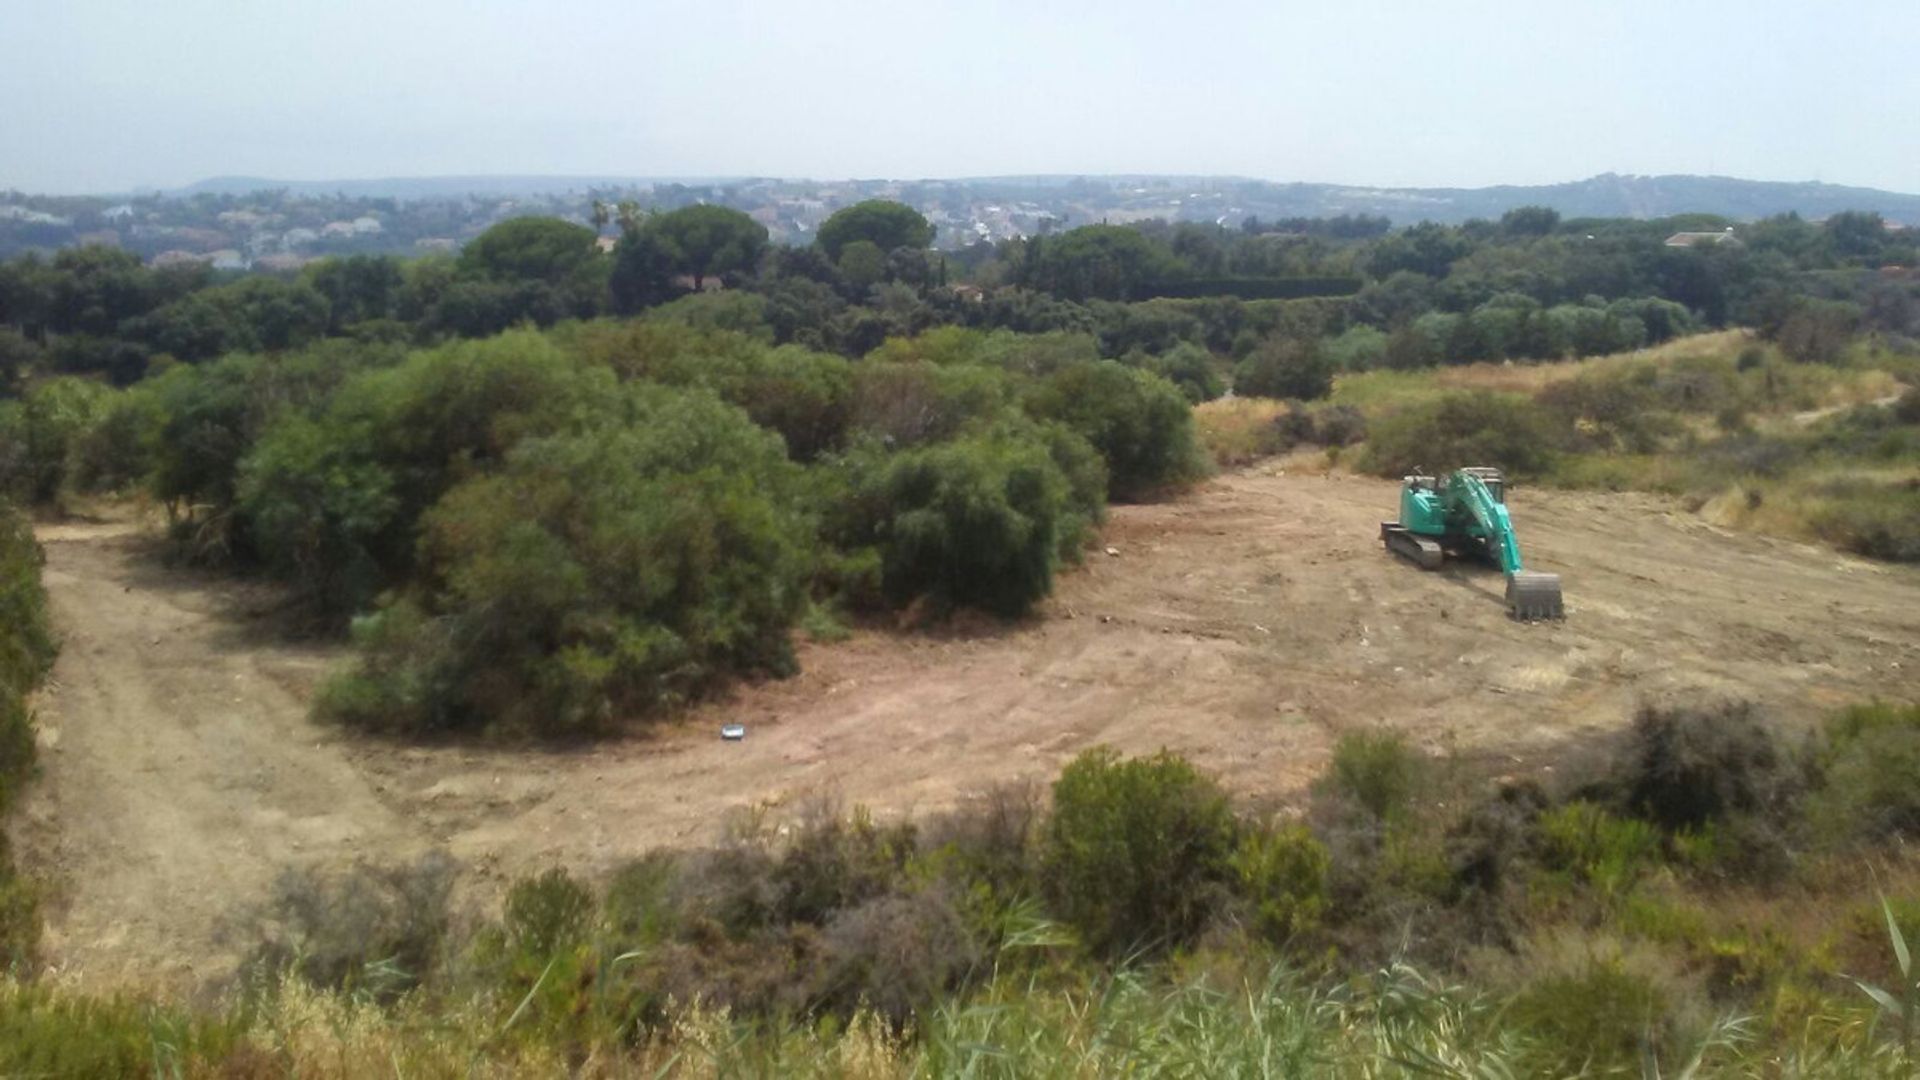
[3,201,1914,394]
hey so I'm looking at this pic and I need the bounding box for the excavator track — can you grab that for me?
[1506,571,1565,621]
[1381,523,1443,571]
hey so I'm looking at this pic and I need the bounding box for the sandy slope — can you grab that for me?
[16,466,1920,990]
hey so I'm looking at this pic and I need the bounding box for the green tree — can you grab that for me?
[319,386,810,735]
[816,200,935,261]
[643,204,769,291]
[1022,225,1174,302]
[1028,361,1204,499]
[836,240,888,291]
[458,217,600,286]
[456,217,606,318]
[1501,205,1561,237]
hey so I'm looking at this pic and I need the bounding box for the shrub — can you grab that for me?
[1536,801,1661,901]
[1326,730,1423,821]
[1270,403,1369,453]
[0,503,53,972]
[1617,700,1799,832]
[773,804,915,926]
[1506,952,1674,1076]
[1896,386,1920,425]
[319,386,811,735]
[602,853,683,947]
[1145,342,1226,403]
[1231,822,1332,942]
[1313,404,1369,447]
[918,781,1043,914]
[831,430,1077,617]
[0,985,239,1079]
[848,361,1012,448]
[1234,335,1335,400]
[1359,391,1562,479]
[1027,360,1206,500]
[0,504,54,805]
[1809,702,1920,841]
[1044,748,1238,957]
[1323,325,1390,371]
[0,377,115,504]
[503,868,595,957]
[812,888,981,1023]
[62,392,155,495]
[246,853,457,1000]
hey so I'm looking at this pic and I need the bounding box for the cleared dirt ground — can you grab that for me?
[16,463,1920,990]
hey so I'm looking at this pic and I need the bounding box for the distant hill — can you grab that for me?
[1245,173,1920,225]
[169,172,1920,225]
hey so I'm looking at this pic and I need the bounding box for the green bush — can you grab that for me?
[1044,748,1238,957]
[560,321,854,460]
[1506,955,1673,1075]
[62,391,155,495]
[1536,801,1661,900]
[1145,342,1226,403]
[1809,702,1920,841]
[1326,730,1423,821]
[848,360,1013,447]
[503,868,595,958]
[320,386,811,735]
[1359,391,1562,479]
[831,430,1078,617]
[240,332,619,607]
[1232,822,1332,942]
[0,505,53,804]
[1027,360,1206,500]
[0,503,53,972]
[1234,335,1335,400]
[0,377,115,504]
[0,985,240,1079]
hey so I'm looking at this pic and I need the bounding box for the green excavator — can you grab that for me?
[1380,467,1565,620]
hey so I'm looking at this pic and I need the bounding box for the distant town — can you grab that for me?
[4,172,1919,268]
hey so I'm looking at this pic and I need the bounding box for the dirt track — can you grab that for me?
[17,465,1920,990]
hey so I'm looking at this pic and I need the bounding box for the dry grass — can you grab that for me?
[1333,331,1751,412]
[1194,396,1290,467]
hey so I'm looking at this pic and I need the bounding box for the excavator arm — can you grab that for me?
[1446,471,1527,576]
[1443,470,1563,619]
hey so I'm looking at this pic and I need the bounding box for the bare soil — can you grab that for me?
[16,463,1920,991]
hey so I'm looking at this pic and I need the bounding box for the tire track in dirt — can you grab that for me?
[14,521,430,991]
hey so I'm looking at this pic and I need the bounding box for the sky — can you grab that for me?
[4,0,1919,195]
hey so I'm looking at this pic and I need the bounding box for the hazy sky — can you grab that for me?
[6,0,1919,194]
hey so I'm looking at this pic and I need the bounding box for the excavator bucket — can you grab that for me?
[1506,571,1564,621]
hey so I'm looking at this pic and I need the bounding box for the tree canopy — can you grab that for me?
[816,200,935,261]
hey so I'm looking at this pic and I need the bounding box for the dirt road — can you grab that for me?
[13,521,430,989]
[17,466,1920,990]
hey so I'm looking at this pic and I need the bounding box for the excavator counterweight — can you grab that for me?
[1381,467,1564,620]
